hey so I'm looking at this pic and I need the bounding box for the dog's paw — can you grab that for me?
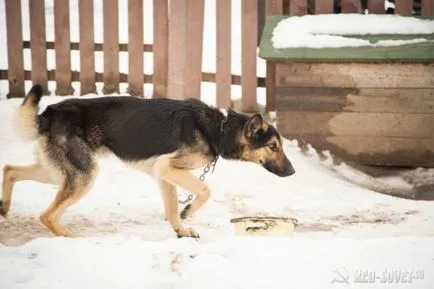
[180,204,192,220]
[175,227,200,239]
[0,200,9,217]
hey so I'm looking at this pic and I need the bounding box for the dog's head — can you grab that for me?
[238,114,295,177]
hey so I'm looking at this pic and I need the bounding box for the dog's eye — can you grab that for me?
[267,143,278,152]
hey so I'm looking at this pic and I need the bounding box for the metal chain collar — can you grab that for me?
[179,116,228,205]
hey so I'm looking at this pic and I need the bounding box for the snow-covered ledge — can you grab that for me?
[271,14,434,49]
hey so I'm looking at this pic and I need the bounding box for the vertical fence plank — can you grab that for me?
[216,0,232,108]
[167,0,188,100]
[368,0,385,14]
[103,0,119,94]
[241,0,258,112]
[79,0,96,95]
[153,0,168,98]
[421,0,434,15]
[266,0,283,15]
[264,0,282,112]
[341,0,362,13]
[29,0,48,94]
[128,0,144,97]
[395,0,414,15]
[289,0,308,15]
[315,0,334,13]
[5,0,25,97]
[54,0,73,95]
[184,0,204,99]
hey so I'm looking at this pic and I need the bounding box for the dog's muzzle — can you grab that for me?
[264,158,295,177]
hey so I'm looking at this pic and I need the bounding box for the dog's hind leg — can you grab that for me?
[38,135,99,237]
[40,167,98,237]
[1,164,55,217]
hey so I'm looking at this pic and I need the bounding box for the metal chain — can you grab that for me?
[179,116,227,205]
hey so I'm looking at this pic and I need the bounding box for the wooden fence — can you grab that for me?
[2,0,434,111]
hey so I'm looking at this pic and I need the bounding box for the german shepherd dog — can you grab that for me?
[1,85,295,238]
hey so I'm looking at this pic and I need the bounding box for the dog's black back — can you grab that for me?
[38,97,226,161]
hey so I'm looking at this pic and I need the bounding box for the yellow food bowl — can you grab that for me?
[230,216,298,237]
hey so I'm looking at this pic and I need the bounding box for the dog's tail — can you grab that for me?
[14,84,43,140]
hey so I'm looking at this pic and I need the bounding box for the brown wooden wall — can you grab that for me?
[275,62,434,167]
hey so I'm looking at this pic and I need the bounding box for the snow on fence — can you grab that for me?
[2,0,434,111]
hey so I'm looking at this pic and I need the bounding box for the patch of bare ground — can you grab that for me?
[0,212,149,246]
[297,210,419,233]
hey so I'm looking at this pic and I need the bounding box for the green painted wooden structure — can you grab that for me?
[259,15,434,168]
[259,16,434,62]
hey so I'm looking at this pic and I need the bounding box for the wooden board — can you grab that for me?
[167,0,188,100]
[103,0,119,94]
[185,0,205,99]
[241,0,258,112]
[29,0,48,94]
[128,0,144,97]
[422,0,434,16]
[276,87,434,113]
[152,0,168,98]
[315,0,334,14]
[395,0,414,15]
[5,0,25,97]
[368,0,385,14]
[216,0,232,108]
[289,0,307,15]
[275,62,434,88]
[266,0,283,15]
[277,111,434,138]
[266,62,276,111]
[79,0,96,95]
[54,0,73,95]
[264,0,283,112]
[281,133,434,167]
[259,16,434,62]
[341,0,362,13]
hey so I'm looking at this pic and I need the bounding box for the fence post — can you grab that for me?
[395,0,414,15]
[290,0,308,15]
[153,0,169,98]
[128,0,144,97]
[79,0,96,95]
[184,0,205,99]
[103,0,120,94]
[216,0,232,109]
[315,0,334,13]
[368,0,385,14]
[421,0,434,15]
[341,0,363,13]
[168,0,189,100]
[54,0,74,95]
[5,0,25,98]
[29,0,49,95]
[241,0,258,112]
[265,0,283,112]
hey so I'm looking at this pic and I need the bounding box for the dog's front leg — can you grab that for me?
[154,157,210,238]
[157,179,199,238]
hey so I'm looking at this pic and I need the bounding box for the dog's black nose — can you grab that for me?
[276,166,295,177]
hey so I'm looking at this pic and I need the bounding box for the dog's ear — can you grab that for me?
[245,114,264,138]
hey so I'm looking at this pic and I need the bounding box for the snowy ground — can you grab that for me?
[1,1,434,288]
[1,95,434,289]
